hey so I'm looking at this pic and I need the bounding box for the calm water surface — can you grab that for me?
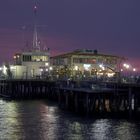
[0,99,140,140]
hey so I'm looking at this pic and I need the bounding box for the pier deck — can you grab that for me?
[0,79,140,117]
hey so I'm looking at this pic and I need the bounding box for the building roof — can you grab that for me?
[14,50,49,56]
[51,49,125,60]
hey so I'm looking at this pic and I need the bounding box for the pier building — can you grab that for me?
[1,5,50,79]
[0,4,126,80]
[11,49,50,79]
[51,49,125,79]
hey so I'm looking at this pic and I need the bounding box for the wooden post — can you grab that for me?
[65,92,69,109]
[86,93,89,116]
[74,93,78,112]
[129,86,132,118]
[58,89,61,107]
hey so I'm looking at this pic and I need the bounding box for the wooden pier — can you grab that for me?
[56,81,140,117]
[0,79,140,117]
[0,79,55,99]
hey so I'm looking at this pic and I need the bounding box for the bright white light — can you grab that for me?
[126,64,130,69]
[121,69,123,72]
[3,65,7,75]
[123,63,127,67]
[133,68,136,72]
[107,73,115,77]
[84,64,91,71]
[34,5,37,9]
[40,68,43,72]
[99,64,103,68]
[99,64,105,70]
[45,62,49,66]
[49,67,53,71]
[74,66,78,71]
[10,66,16,70]
[123,63,130,69]
[102,67,105,70]
[0,67,2,71]
[46,68,48,72]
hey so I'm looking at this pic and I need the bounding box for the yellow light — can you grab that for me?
[107,73,115,77]
[74,66,78,71]
[84,64,91,71]
[123,63,130,69]
[126,64,130,69]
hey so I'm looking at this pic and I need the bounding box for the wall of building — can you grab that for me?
[51,52,124,79]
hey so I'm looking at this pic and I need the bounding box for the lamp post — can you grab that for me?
[74,65,78,80]
[133,68,136,72]
[122,63,137,83]
[49,66,53,80]
[123,63,130,82]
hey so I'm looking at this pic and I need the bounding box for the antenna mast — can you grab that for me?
[33,4,40,51]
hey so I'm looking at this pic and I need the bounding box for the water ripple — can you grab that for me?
[0,99,140,140]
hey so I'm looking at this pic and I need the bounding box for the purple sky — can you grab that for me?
[0,0,140,70]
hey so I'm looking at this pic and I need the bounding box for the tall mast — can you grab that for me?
[33,4,40,51]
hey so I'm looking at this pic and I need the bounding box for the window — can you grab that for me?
[23,55,31,62]
[32,56,48,61]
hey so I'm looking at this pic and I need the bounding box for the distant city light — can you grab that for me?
[34,5,37,9]
[126,65,130,69]
[123,63,127,67]
[133,68,136,72]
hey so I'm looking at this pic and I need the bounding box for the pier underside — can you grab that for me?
[0,79,140,118]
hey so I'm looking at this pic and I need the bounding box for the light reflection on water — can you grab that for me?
[0,99,140,140]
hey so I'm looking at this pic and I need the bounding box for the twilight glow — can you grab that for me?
[0,0,140,70]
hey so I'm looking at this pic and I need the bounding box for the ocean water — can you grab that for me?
[0,99,140,140]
